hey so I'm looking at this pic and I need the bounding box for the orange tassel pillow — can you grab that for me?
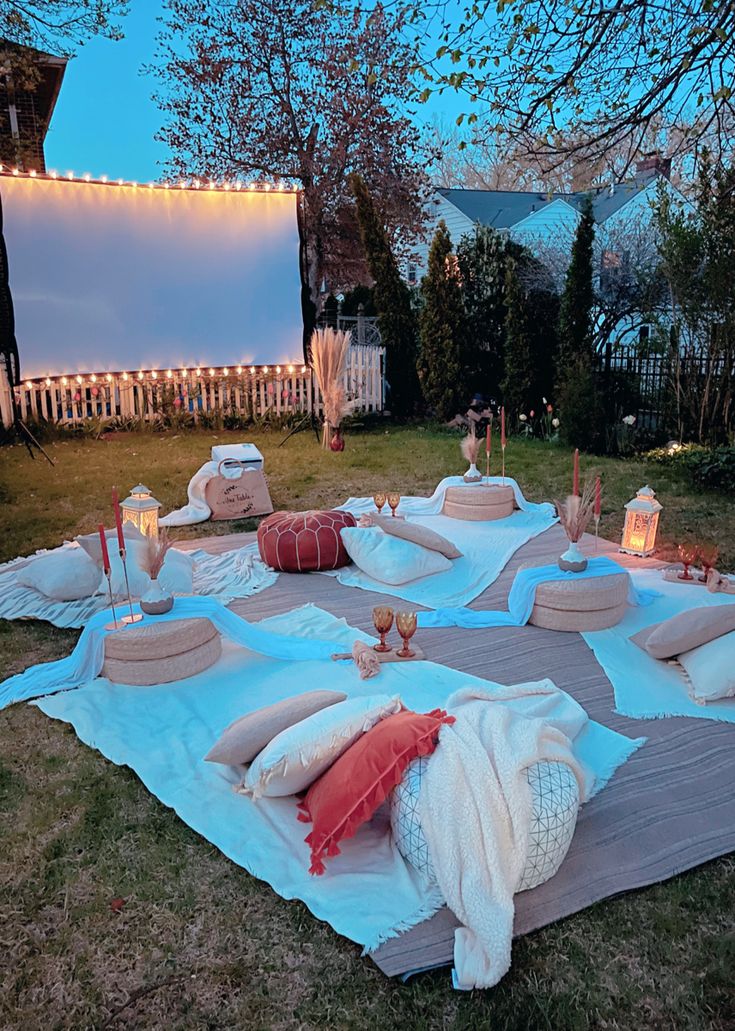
[297,707,455,875]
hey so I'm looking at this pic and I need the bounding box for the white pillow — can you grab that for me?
[16,547,104,601]
[107,542,195,599]
[340,526,452,585]
[243,693,402,798]
[678,630,735,704]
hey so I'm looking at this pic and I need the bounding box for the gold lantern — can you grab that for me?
[620,485,662,557]
[121,484,161,539]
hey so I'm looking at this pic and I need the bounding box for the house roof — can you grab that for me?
[437,168,662,229]
[0,40,67,133]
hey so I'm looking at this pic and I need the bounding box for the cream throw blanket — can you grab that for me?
[420,681,595,990]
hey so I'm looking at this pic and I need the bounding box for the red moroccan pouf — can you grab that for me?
[257,510,357,572]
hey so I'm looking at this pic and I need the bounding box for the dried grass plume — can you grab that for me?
[555,480,596,543]
[144,528,174,579]
[310,327,353,447]
[461,430,481,465]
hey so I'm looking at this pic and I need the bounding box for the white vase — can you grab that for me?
[463,462,482,483]
[558,539,588,573]
[140,577,174,615]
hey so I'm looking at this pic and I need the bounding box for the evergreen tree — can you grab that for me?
[501,261,535,418]
[456,225,511,397]
[558,196,595,371]
[350,173,420,416]
[417,221,464,420]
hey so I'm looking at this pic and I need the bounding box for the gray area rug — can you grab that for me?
[183,525,735,977]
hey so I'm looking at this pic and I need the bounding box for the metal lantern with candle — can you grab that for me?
[121,484,161,539]
[620,485,662,557]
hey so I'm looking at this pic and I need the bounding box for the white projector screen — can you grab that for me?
[0,176,304,379]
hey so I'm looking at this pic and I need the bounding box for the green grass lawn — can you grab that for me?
[1,425,734,1030]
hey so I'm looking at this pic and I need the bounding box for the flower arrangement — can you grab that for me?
[144,528,174,580]
[554,480,597,572]
[461,430,483,481]
[310,327,354,449]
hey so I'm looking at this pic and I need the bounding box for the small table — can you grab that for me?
[102,617,222,686]
[519,562,629,632]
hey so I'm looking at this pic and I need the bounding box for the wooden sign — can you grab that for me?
[204,463,274,521]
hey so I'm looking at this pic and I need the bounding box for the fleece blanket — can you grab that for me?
[328,476,557,609]
[583,567,735,724]
[418,556,659,628]
[7,605,645,968]
[0,543,276,629]
[421,682,592,990]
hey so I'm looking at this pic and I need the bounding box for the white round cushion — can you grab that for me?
[390,756,579,892]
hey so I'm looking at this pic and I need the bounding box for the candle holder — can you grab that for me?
[119,547,144,624]
[593,514,600,554]
[501,445,506,485]
[103,567,120,631]
[485,450,490,479]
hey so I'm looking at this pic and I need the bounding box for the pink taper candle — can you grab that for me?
[594,476,601,517]
[112,487,125,551]
[573,448,580,497]
[98,524,111,573]
[500,407,506,448]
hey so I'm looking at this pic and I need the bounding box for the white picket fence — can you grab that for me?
[0,345,385,428]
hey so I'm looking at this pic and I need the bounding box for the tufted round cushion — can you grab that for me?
[518,561,630,631]
[443,484,515,521]
[257,510,357,572]
[390,756,579,893]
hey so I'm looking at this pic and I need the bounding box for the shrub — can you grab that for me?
[417,221,464,420]
[646,443,735,492]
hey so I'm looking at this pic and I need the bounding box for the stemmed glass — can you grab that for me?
[372,605,394,653]
[698,542,719,583]
[677,542,698,581]
[373,491,387,515]
[395,611,417,658]
[387,492,401,518]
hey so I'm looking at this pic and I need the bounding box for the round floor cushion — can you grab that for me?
[102,617,222,686]
[519,561,630,632]
[443,484,515,521]
[257,510,357,572]
[390,757,579,893]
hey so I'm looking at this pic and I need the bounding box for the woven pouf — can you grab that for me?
[390,757,579,892]
[519,561,629,632]
[257,510,357,572]
[102,617,222,686]
[443,484,515,521]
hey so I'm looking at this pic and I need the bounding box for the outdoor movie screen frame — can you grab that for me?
[0,175,304,380]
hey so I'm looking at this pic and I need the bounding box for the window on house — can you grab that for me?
[407,262,417,285]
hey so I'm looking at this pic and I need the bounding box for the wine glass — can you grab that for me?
[373,491,386,515]
[396,611,417,658]
[677,542,697,581]
[698,541,719,583]
[372,605,394,653]
[387,492,401,518]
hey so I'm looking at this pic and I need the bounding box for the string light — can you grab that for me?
[301,366,307,373]
[25,379,32,389]
[151,370,158,379]
[76,375,82,384]
[196,368,201,377]
[105,373,112,382]
[250,366,255,374]
[263,366,269,373]
[208,367,215,376]
[236,365,243,374]
[288,364,294,373]
[223,367,229,376]
[90,373,97,382]
[138,371,144,380]
[61,376,68,386]
[44,376,51,386]
[166,369,172,379]
[180,368,188,376]
[122,372,129,381]
[0,169,292,193]
[276,365,281,373]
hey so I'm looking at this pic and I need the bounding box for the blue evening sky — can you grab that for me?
[45,1,466,183]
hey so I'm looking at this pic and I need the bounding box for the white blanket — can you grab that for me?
[421,682,593,990]
[0,543,276,629]
[583,567,735,723]
[328,476,558,609]
[9,605,645,972]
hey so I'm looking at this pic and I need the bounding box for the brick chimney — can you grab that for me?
[635,153,671,181]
